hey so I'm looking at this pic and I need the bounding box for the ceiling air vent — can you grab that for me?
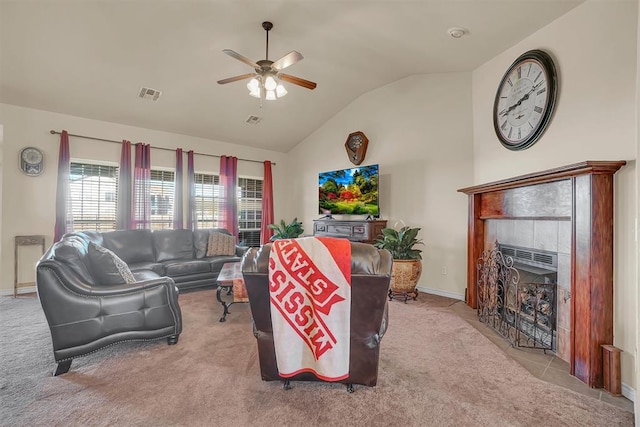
[244,115,262,125]
[138,87,162,101]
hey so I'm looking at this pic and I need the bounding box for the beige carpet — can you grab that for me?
[0,289,633,426]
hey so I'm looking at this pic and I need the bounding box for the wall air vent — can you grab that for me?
[138,87,162,101]
[498,243,558,273]
[244,115,262,125]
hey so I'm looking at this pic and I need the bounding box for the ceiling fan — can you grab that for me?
[217,21,317,100]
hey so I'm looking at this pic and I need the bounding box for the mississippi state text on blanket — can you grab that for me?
[269,237,351,381]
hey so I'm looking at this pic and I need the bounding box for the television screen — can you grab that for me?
[318,164,379,216]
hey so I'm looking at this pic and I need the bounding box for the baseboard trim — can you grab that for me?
[621,382,635,402]
[0,286,36,297]
[416,286,465,301]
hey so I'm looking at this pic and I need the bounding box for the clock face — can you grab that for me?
[20,147,44,176]
[348,134,363,150]
[22,147,43,164]
[493,50,557,151]
[344,131,369,165]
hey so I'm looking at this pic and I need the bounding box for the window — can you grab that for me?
[67,164,263,238]
[194,173,223,228]
[150,170,175,230]
[238,177,263,247]
[193,174,263,246]
[69,162,118,231]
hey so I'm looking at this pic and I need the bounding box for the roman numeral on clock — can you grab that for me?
[534,106,543,114]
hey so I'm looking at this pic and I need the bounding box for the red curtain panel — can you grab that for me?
[173,148,184,229]
[260,160,274,244]
[53,130,71,241]
[219,155,239,241]
[187,150,195,230]
[132,143,151,229]
[116,140,132,230]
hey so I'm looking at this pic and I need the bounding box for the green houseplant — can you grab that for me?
[374,226,424,302]
[268,218,304,241]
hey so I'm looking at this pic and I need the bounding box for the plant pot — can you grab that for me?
[389,259,422,302]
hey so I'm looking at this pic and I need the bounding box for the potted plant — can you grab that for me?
[268,218,304,240]
[374,226,424,302]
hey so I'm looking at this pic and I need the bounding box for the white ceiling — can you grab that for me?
[0,1,583,153]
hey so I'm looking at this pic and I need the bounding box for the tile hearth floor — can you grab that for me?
[415,291,634,413]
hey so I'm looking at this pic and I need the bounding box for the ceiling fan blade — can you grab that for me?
[272,51,303,71]
[222,49,260,69]
[279,73,317,90]
[217,73,256,85]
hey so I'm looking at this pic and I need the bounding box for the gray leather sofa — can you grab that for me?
[36,228,247,375]
[79,228,248,290]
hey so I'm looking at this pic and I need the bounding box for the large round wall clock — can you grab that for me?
[344,131,369,165]
[19,146,44,176]
[493,49,558,151]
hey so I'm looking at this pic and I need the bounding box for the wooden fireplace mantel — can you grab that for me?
[457,160,626,388]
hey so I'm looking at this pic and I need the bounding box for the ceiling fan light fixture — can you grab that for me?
[247,78,260,91]
[247,77,262,98]
[264,75,278,91]
[249,87,262,98]
[265,90,277,101]
[276,84,288,98]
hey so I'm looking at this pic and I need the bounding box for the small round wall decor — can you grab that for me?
[19,146,44,176]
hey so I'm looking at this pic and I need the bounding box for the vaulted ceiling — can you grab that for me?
[0,1,583,152]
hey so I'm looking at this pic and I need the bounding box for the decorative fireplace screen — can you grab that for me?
[477,243,556,351]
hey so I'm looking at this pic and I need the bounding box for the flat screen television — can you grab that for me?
[318,164,379,217]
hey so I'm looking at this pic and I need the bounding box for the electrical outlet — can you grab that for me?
[441,266,447,275]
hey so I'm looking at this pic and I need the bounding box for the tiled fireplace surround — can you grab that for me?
[458,161,626,388]
[484,218,571,362]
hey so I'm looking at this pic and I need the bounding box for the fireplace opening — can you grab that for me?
[477,243,558,352]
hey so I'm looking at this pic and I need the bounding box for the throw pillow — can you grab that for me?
[87,242,137,285]
[193,229,210,259]
[206,231,236,257]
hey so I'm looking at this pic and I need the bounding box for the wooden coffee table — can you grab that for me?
[215,262,248,322]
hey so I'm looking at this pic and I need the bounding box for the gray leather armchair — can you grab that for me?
[36,233,182,376]
[241,241,392,391]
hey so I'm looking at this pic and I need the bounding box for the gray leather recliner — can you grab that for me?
[36,233,183,376]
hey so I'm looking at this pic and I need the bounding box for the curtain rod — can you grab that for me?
[49,130,275,166]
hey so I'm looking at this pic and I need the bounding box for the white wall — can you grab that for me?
[635,0,640,418]
[287,73,474,299]
[0,103,289,294]
[472,0,638,395]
